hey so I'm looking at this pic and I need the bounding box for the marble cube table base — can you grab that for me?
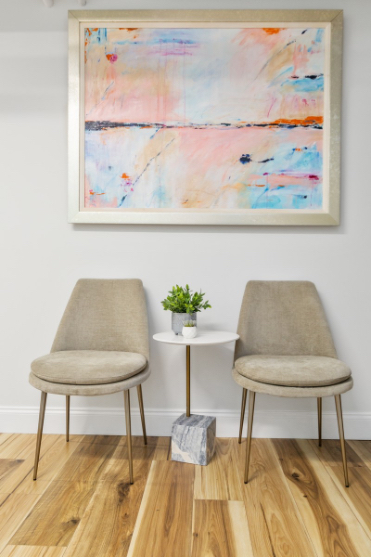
[171,414,216,465]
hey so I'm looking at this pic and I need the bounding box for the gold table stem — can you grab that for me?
[186,345,191,417]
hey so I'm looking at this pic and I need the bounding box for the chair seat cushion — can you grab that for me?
[31,350,147,385]
[234,355,351,387]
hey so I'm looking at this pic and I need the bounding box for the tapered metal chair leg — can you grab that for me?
[137,385,147,445]
[33,392,47,480]
[124,390,134,484]
[335,395,350,488]
[244,391,256,484]
[238,388,247,444]
[66,396,70,442]
[317,397,322,447]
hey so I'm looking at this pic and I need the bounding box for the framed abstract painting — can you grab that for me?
[68,10,342,225]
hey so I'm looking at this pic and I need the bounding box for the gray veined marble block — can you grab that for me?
[171,413,216,466]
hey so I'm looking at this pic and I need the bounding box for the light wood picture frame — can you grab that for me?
[68,10,342,225]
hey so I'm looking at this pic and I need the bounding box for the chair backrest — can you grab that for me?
[51,279,149,359]
[234,281,337,360]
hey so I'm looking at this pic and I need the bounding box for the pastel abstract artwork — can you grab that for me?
[84,26,326,211]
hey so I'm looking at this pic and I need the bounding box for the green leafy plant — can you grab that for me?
[183,320,196,327]
[161,284,211,314]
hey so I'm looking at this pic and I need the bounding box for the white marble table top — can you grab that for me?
[153,330,239,346]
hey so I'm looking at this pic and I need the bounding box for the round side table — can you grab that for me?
[153,330,239,466]
[153,330,239,416]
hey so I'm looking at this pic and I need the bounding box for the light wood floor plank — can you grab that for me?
[127,461,194,557]
[10,481,96,547]
[100,436,162,483]
[237,439,317,557]
[0,435,14,448]
[43,549,66,557]
[191,500,253,557]
[0,436,68,495]
[298,440,371,554]
[1,547,65,557]
[62,480,136,557]
[152,437,171,461]
[273,438,362,557]
[309,439,371,540]
[0,437,74,552]
[68,435,122,445]
[68,435,169,459]
[63,437,161,557]
[0,493,42,554]
[63,473,148,556]
[56,442,118,482]
[0,547,14,557]
[348,440,371,471]
[21,437,82,488]
[0,436,38,460]
[194,438,243,501]
[0,461,24,490]
[314,439,364,468]
[2,435,371,557]
[228,500,254,557]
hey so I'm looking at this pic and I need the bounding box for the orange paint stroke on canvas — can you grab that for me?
[86,28,98,36]
[270,116,323,127]
[262,28,281,35]
[106,53,118,63]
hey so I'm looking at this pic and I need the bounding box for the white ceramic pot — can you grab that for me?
[182,326,197,339]
[172,312,197,335]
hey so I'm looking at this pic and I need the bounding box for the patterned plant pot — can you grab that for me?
[172,313,197,335]
[182,326,197,339]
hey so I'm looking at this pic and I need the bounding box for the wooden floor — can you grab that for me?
[0,434,371,557]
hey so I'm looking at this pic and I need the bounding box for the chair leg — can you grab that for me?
[137,385,147,445]
[334,395,350,488]
[124,390,134,484]
[317,397,322,447]
[238,388,247,444]
[33,391,47,480]
[244,391,256,484]
[66,396,70,442]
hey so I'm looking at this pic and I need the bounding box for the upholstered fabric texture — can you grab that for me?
[29,279,151,396]
[31,350,147,385]
[29,367,151,396]
[234,281,337,361]
[235,355,351,387]
[51,279,149,359]
[232,367,354,398]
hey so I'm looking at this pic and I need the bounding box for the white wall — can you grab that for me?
[1,0,370,439]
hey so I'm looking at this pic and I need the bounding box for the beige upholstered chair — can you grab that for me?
[233,281,353,487]
[29,279,150,484]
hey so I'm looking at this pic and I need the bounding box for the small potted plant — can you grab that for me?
[161,284,211,335]
[182,320,198,339]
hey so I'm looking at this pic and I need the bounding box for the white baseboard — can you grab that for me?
[0,406,370,440]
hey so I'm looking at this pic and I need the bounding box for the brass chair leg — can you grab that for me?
[124,390,134,484]
[335,394,350,488]
[317,397,322,447]
[238,388,247,444]
[33,391,47,480]
[66,396,70,442]
[137,385,147,445]
[244,391,256,484]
